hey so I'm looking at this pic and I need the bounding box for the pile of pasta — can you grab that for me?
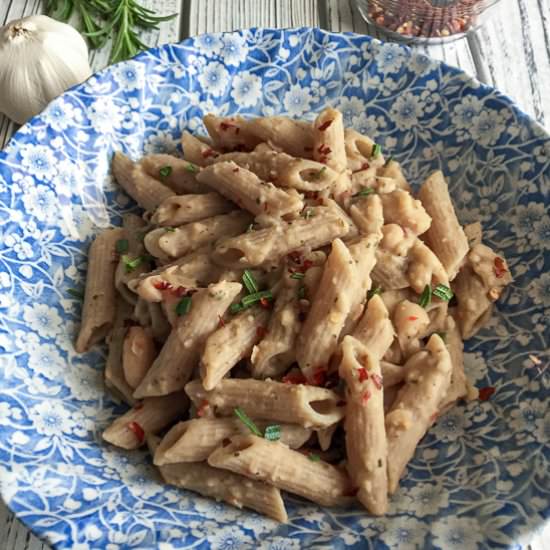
[75,108,512,521]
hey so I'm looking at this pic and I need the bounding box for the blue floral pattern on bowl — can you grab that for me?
[0,27,548,550]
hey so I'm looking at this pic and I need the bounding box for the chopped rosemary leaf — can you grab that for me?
[229,302,244,315]
[371,143,382,158]
[159,166,172,179]
[264,425,281,441]
[418,284,432,308]
[302,208,315,220]
[433,284,454,301]
[175,296,192,316]
[352,187,375,198]
[115,238,129,254]
[290,272,305,280]
[67,288,84,299]
[308,453,321,462]
[311,166,327,180]
[246,223,255,233]
[234,407,263,437]
[242,270,259,295]
[242,290,273,307]
[367,286,382,300]
[185,163,198,173]
[122,255,143,273]
[298,285,305,299]
[164,227,176,232]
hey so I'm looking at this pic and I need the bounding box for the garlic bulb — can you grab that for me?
[0,15,92,124]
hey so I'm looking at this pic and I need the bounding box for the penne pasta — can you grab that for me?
[339,336,389,515]
[349,193,384,235]
[208,434,353,507]
[385,335,452,493]
[344,128,386,173]
[418,171,468,280]
[148,435,288,522]
[196,161,303,218]
[181,131,220,166]
[351,295,394,359]
[152,211,253,260]
[185,378,345,429]
[392,300,431,358]
[201,306,271,390]
[140,154,207,195]
[122,326,157,389]
[102,391,187,450]
[250,278,301,379]
[76,227,124,353]
[213,201,354,268]
[313,108,347,173]
[204,114,263,151]
[154,417,312,465]
[133,282,242,398]
[245,116,314,158]
[112,152,175,212]
[114,214,148,306]
[151,193,234,227]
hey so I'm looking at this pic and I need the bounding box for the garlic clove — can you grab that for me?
[0,15,92,124]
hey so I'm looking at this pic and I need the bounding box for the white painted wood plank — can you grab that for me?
[185,0,319,36]
[467,0,550,125]
[0,502,48,550]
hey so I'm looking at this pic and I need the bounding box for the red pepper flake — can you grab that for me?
[362,390,371,404]
[197,400,209,417]
[127,421,145,443]
[408,316,418,321]
[153,280,172,291]
[478,386,496,401]
[311,367,327,386]
[201,148,218,159]
[288,251,303,264]
[282,373,307,385]
[259,297,271,309]
[256,326,267,339]
[371,373,383,390]
[220,122,236,131]
[232,167,240,173]
[218,315,226,328]
[494,257,507,278]
[171,286,188,298]
[133,401,144,410]
[302,260,313,271]
[344,487,359,497]
[317,144,332,156]
[318,119,334,131]
[358,367,369,382]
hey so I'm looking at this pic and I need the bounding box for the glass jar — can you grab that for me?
[354,0,502,43]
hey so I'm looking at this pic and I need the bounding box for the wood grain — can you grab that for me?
[0,1,548,549]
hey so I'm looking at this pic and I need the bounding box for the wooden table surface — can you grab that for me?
[0,0,549,548]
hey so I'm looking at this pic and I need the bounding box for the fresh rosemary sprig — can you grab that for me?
[45,0,177,64]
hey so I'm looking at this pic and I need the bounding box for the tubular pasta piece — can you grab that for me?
[147,435,288,523]
[313,108,347,173]
[122,326,157,389]
[208,434,353,507]
[181,131,221,166]
[385,335,452,493]
[76,227,124,353]
[418,171,468,280]
[185,378,345,429]
[140,154,206,195]
[151,193,234,227]
[154,417,311,464]
[133,282,242,398]
[392,300,430,358]
[112,152,175,211]
[201,306,271,390]
[204,114,262,151]
[102,391,187,450]
[351,295,394,359]
[339,336,388,515]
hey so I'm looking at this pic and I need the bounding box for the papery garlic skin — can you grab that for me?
[0,15,92,124]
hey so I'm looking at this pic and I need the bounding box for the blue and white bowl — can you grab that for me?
[0,27,548,549]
